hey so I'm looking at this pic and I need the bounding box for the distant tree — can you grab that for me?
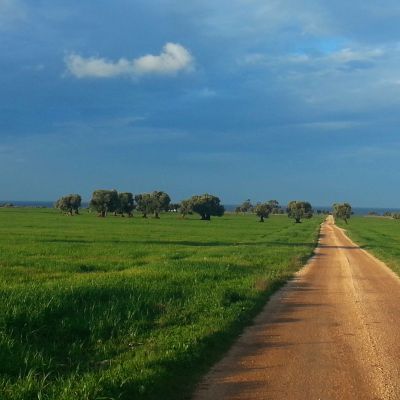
[333,203,352,224]
[235,206,241,214]
[254,202,272,222]
[135,193,153,218]
[186,194,224,220]
[268,200,281,214]
[0,203,14,208]
[368,211,379,216]
[287,201,313,223]
[316,209,330,215]
[239,199,253,213]
[117,192,135,217]
[134,191,171,218]
[393,213,400,220]
[55,197,69,215]
[180,199,192,218]
[55,194,81,216]
[90,190,119,217]
[383,211,392,217]
[70,194,82,214]
[151,191,171,218]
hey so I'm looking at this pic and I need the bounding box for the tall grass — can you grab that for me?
[0,208,322,399]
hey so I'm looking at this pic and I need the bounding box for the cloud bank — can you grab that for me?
[65,42,194,79]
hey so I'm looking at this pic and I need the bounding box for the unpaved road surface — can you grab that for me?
[194,217,400,399]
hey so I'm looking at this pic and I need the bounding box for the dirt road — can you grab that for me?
[193,217,400,399]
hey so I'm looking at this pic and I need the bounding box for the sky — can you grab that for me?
[1,0,400,207]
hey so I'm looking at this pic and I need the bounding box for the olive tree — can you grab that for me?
[238,199,253,213]
[186,194,224,220]
[117,192,135,217]
[180,199,192,218]
[254,202,272,222]
[90,190,119,217]
[287,201,313,223]
[135,193,153,218]
[151,191,171,218]
[55,194,81,215]
[333,203,352,224]
[268,200,281,214]
[135,191,171,218]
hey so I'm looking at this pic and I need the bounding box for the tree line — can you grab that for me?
[55,191,352,223]
[235,199,313,223]
[55,191,225,220]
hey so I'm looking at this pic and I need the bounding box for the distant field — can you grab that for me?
[0,208,322,400]
[336,216,400,276]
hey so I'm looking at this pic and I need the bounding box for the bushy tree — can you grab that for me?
[333,203,352,224]
[180,199,192,218]
[186,194,224,220]
[151,191,171,218]
[268,200,281,214]
[287,201,313,223]
[117,192,135,217]
[90,190,119,217]
[135,191,171,218]
[135,193,153,218]
[55,194,81,215]
[254,202,272,222]
[239,199,253,213]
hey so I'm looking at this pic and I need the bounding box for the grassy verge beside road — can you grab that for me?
[336,216,400,276]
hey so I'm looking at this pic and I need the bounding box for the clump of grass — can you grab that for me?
[0,208,322,399]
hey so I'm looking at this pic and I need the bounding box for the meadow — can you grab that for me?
[0,208,322,400]
[337,216,400,276]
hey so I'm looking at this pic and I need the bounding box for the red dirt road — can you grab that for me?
[193,217,400,399]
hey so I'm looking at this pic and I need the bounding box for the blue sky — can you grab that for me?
[1,0,400,206]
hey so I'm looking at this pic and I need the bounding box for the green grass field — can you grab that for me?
[337,216,400,276]
[0,208,322,400]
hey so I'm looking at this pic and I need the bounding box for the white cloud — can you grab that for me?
[134,43,194,75]
[65,43,194,79]
[65,55,130,78]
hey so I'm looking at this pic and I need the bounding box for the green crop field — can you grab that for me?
[0,208,322,400]
[337,216,400,277]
